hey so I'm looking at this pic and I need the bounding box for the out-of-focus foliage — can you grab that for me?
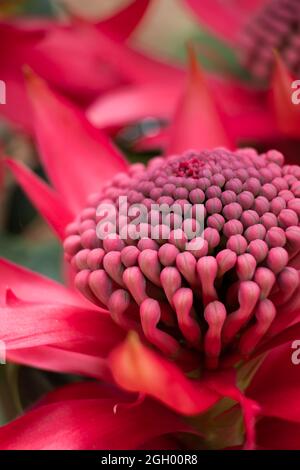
[0,234,62,281]
[0,0,53,17]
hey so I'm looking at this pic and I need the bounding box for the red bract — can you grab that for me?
[1,55,300,450]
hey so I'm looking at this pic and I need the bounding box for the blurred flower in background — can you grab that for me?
[184,0,300,82]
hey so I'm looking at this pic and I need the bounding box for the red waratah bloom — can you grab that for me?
[1,56,300,450]
[184,0,300,81]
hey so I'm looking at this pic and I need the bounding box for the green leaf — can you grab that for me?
[0,234,62,282]
[0,365,22,425]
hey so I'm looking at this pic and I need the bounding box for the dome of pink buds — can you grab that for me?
[64,148,300,370]
[238,0,300,80]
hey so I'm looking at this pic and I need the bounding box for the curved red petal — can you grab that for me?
[8,346,108,379]
[87,82,182,130]
[26,71,128,211]
[0,296,124,355]
[256,418,300,449]
[0,396,190,450]
[109,333,220,416]
[37,381,131,405]
[4,158,73,239]
[0,22,47,131]
[248,343,300,423]
[0,258,86,307]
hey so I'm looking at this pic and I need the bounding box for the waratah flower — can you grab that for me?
[1,56,300,450]
[184,0,300,81]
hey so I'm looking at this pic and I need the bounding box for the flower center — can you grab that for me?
[64,148,300,369]
[238,0,300,80]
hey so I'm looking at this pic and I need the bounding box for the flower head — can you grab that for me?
[65,147,300,372]
[239,0,300,80]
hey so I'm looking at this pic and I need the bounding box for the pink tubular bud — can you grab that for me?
[266,247,289,274]
[271,267,300,305]
[173,288,202,347]
[121,246,140,267]
[247,240,268,263]
[204,301,226,369]
[239,299,276,356]
[138,249,161,287]
[160,267,182,307]
[265,227,286,248]
[123,267,147,305]
[140,299,181,357]
[74,269,101,306]
[108,289,137,331]
[216,249,237,278]
[223,281,260,345]
[158,243,179,266]
[278,209,299,228]
[197,256,218,305]
[226,235,248,254]
[87,248,105,270]
[254,267,276,300]
[103,251,125,287]
[176,252,198,286]
[64,235,81,256]
[236,253,257,281]
[88,269,113,306]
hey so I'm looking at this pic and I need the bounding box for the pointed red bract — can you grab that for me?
[167,48,232,154]
[4,158,73,240]
[0,21,48,131]
[26,72,128,212]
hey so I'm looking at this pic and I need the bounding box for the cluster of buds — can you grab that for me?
[64,148,300,370]
[239,0,300,80]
